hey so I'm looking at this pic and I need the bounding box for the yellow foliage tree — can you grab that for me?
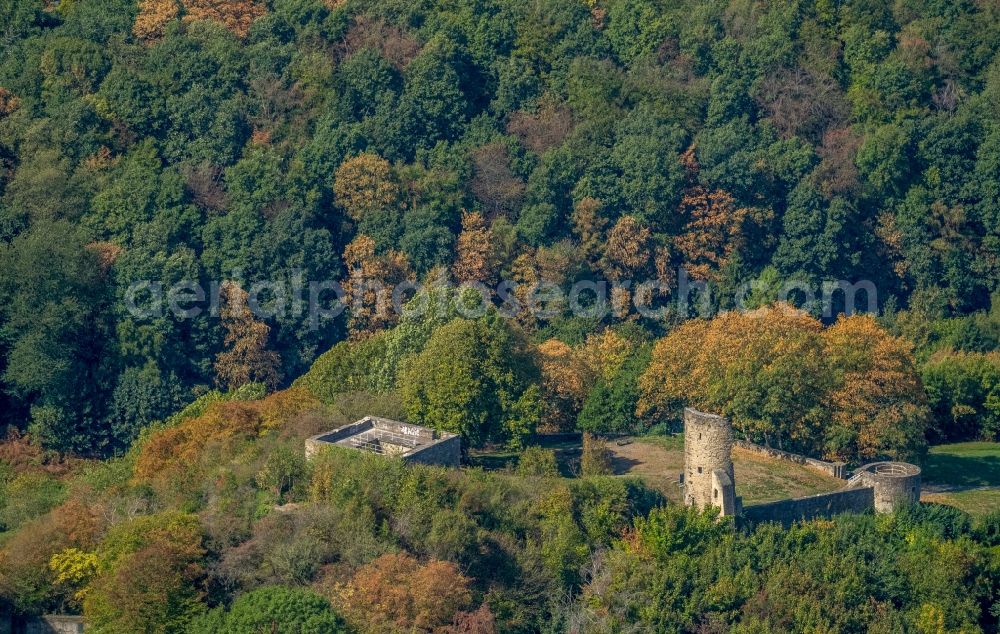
[452,210,497,285]
[638,306,829,449]
[333,153,400,221]
[537,339,594,432]
[342,235,413,339]
[49,548,98,603]
[822,314,929,462]
[182,0,267,38]
[638,307,929,462]
[214,281,282,391]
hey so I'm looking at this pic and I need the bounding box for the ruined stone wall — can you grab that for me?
[733,440,847,479]
[710,469,738,517]
[741,487,876,525]
[683,408,734,511]
[371,417,437,443]
[22,615,85,634]
[305,419,375,458]
[404,435,461,468]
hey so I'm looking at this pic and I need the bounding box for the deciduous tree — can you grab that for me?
[182,0,267,38]
[342,235,413,339]
[822,314,929,462]
[400,315,541,447]
[333,153,400,222]
[214,281,282,391]
[452,210,497,285]
[336,553,472,632]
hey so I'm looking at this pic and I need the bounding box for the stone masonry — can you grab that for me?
[683,408,739,516]
[682,408,922,523]
[305,416,461,467]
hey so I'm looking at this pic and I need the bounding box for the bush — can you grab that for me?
[0,472,66,532]
[580,433,613,477]
[189,586,347,634]
[516,446,560,477]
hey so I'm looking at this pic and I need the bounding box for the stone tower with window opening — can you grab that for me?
[682,408,739,516]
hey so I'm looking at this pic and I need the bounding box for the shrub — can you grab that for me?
[580,433,613,477]
[189,586,347,634]
[0,471,66,532]
[134,388,321,492]
[516,446,560,477]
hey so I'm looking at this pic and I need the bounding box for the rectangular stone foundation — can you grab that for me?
[306,417,460,467]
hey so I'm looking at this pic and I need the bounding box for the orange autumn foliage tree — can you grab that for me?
[638,306,830,450]
[182,0,267,38]
[601,215,652,318]
[342,235,413,339]
[822,314,929,462]
[133,0,179,42]
[452,210,497,285]
[335,553,473,633]
[0,87,21,116]
[638,306,929,462]
[673,147,767,282]
[601,215,651,282]
[214,281,282,391]
[134,0,265,41]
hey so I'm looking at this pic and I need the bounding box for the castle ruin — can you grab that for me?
[305,416,461,467]
[681,408,922,524]
[683,409,740,517]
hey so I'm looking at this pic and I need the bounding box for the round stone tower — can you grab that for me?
[683,408,734,511]
[858,462,921,513]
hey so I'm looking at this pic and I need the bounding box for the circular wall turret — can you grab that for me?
[858,462,921,513]
[683,408,734,510]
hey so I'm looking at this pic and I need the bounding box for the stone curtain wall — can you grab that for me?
[404,435,461,467]
[741,487,876,526]
[733,440,847,479]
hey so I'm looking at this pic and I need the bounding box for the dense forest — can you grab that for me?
[2,0,1000,456]
[2,0,1000,630]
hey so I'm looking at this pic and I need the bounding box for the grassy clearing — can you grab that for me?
[604,436,844,504]
[469,433,846,504]
[731,447,845,504]
[923,442,1000,487]
[922,488,1000,517]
